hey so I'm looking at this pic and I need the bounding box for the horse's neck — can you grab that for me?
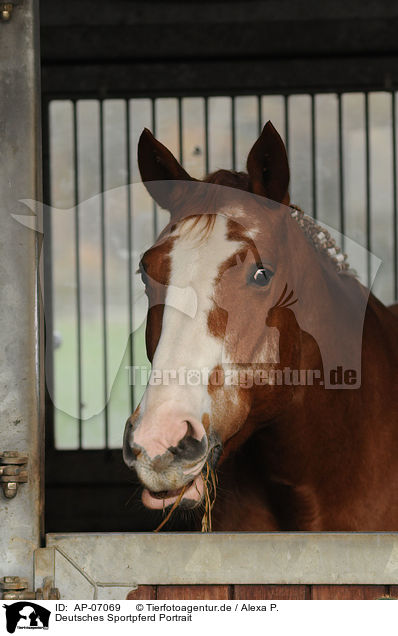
[215,276,398,531]
[302,269,397,390]
[237,285,398,530]
[362,291,398,365]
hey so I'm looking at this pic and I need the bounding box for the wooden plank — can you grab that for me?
[157,585,230,600]
[386,586,398,599]
[41,19,398,62]
[39,0,398,28]
[234,585,307,600]
[311,585,387,600]
[128,585,390,600]
[41,56,398,99]
[126,586,156,600]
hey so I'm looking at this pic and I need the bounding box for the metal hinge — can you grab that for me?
[0,1,22,21]
[0,451,28,498]
[1,576,60,600]
[0,3,13,21]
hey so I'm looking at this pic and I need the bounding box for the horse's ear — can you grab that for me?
[138,128,195,211]
[246,121,290,205]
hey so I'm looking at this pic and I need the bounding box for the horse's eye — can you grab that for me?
[251,267,274,287]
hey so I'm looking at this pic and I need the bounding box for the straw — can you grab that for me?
[152,460,218,533]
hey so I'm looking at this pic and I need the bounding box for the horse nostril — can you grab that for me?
[131,447,142,459]
[183,420,194,439]
[168,421,193,455]
[168,419,207,460]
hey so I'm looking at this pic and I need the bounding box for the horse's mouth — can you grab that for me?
[140,439,222,511]
[142,473,205,510]
[149,481,193,500]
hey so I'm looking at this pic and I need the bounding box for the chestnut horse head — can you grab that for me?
[123,122,374,526]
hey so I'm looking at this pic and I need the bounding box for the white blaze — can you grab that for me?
[140,215,241,419]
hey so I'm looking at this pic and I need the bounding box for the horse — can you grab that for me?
[123,122,398,531]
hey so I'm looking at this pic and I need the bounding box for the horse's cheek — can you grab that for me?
[209,384,252,444]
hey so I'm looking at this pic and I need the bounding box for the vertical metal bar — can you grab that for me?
[99,100,109,448]
[365,92,371,286]
[72,100,83,448]
[231,96,236,171]
[0,0,43,582]
[151,98,158,238]
[125,99,134,413]
[337,93,346,251]
[392,91,398,301]
[284,94,290,156]
[311,94,317,219]
[204,96,209,175]
[257,94,262,136]
[178,96,183,164]
[42,98,55,452]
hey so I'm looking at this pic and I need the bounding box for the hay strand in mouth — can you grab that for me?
[153,485,187,532]
[201,462,218,533]
[152,460,218,533]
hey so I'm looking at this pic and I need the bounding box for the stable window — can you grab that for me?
[43,92,398,533]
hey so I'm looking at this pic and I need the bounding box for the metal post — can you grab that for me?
[364,92,371,287]
[151,98,158,238]
[0,0,43,588]
[72,101,83,447]
[125,100,135,413]
[284,94,290,156]
[98,100,109,449]
[311,94,317,220]
[337,93,346,251]
[392,91,398,301]
[231,96,236,171]
[204,97,210,175]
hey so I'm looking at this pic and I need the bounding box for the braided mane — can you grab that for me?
[290,205,350,274]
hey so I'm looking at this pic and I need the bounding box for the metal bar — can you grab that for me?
[99,100,109,448]
[151,98,158,238]
[365,92,371,286]
[337,93,346,251]
[0,0,43,586]
[204,96,209,175]
[72,100,83,448]
[231,95,236,171]
[284,94,289,156]
[257,94,262,136]
[46,533,398,589]
[42,97,55,452]
[125,99,134,413]
[178,96,183,164]
[311,94,317,219]
[392,91,398,301]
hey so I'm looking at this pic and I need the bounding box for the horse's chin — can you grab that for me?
[142,473,204,510]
